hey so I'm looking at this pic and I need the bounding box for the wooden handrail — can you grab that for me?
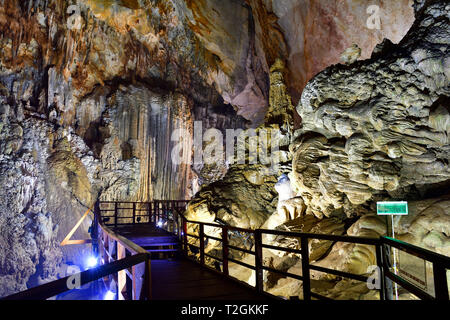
[94,200,152,300]
[2,200,153,300]
[97,215,148,255]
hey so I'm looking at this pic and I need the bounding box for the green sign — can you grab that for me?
[377,201,408,215]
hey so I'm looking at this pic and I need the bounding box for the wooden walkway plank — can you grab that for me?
[111,224,268,300]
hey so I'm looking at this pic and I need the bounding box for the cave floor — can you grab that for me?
[151,259,268,300]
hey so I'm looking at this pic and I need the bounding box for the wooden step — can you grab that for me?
[133,239,179,246]
[147,248,180,253]
[141,242,180,248]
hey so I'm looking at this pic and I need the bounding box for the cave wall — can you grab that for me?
[0,0,249,295]
[293,0,450,218]
[0,0,441,298]
[246,0,416,105]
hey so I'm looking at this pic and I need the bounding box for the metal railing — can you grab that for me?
[176,217,385,300]
[381,237,450,300]
[149,203,449,301]
[98,200,189,231]
[94,200,152,300]
[2,200,152,300]
[5,200,448,301]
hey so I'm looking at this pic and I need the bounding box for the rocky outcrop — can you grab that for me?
[186,59,296,228]
[396,195,450,256]
[0,114,85,296]
[292,0,450,219]
[247,0,415,104]
[0,0,251,295]
[266,0,450,299]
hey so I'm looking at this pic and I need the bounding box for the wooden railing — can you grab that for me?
[90,200,190,299]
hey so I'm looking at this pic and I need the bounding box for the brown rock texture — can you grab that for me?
[186,0,449,299]
[247,0,415,105]
[0,0,250,295]
[292,0,450,219]
[185,59,296,229]
[0,0,444,299]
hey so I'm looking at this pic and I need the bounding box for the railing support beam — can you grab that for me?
[433,264,449,300]
[199,224,205,265]
[375,243,386,301]
[301,237,311,301]
[254,230,264,293]
[222,226,229,276]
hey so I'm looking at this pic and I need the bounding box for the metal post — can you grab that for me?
[199,224,205,265]
[132,202,136,225]
[375,243,385,300]
[391,215,399,300]
[381,242,394,300]
[92,200,100,256]
[254,230,264,293]
[139,254,152,300]
[157,201,160,224]
[171,201,175,233]
[301,237,311,300]
[183,220,188,254]
[222,226,229,276]
[433,263,449,300]
[164,201,167,222]
[153,201,157,224]
[114,202,118,228]
[91,200,100,297]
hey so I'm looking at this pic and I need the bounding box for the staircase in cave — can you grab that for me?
[112,224,181,260]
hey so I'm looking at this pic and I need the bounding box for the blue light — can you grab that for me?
[86,256,98,268]
[157,221,163,227]
[104,290,115,300]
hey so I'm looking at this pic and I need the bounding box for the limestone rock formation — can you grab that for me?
[247,0,415,104]
[0,0,249,295]
[396,195,450,256]
[340,44,362,65]
[267,0,450,299]
[293,0,450,220]
[186,0,449,300]
[186,59,296,228]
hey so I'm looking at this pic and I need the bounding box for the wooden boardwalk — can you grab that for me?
[111,224,268,300]
[111,224,179,249]
[151,259,267,300]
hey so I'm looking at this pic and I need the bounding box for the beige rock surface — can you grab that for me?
[292,0,450,219]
